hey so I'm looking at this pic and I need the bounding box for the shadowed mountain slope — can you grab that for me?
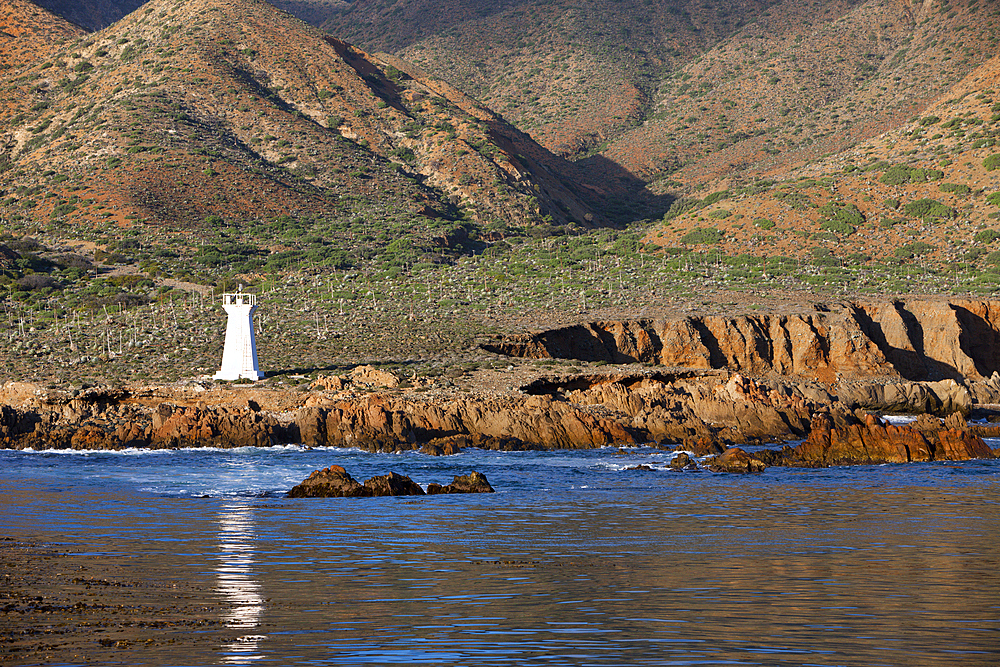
[31,0,148,32]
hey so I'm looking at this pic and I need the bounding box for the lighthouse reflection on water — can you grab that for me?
[217,503,266,664]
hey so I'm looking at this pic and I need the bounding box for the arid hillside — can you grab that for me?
[643,53,1000,288]
[24,1,997,202]
[1,0,639,268]
[320,0,787,160]
[0,0,85,72]
[309,0,997,188]
[615,0,1000,191]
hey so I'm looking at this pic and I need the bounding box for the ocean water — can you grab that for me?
[2,445,999,666]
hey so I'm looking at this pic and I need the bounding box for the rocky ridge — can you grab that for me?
[482,299,1000,385]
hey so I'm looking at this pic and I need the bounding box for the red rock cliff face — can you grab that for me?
[482,300,1000,383]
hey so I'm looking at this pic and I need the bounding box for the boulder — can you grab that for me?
[669,452,693,469]
[684,437,724,456]
[705,447,766,473]
[363,472,425,496]
[350,365,400,388]
[420,435,465,456]
[310,375,346,392]
[426,471,495,494]
[287,465,366,498]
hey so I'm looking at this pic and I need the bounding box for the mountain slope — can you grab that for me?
[642,54,1000,283]
[320,0,785,158]
[296,0,998,191]
[1,0,629,261]
[611,0,1000,190]
[0,0,85,73]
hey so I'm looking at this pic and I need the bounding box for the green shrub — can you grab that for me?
[880,164,944,185]
[987,192,1000,207]
[863,160,890,172]
[883,198,900,209]
[880,164,912,185]
[974,229,1000,244]
[939,183,971,195]
[661,197,700,222]
[702,190,730,206]
[987,251,1000,265]
[909,168,944,182]
[820,219,855,235]
[817,202,863,236]
[984,154,1000,171]
[903,198,955,220]
[707,209,732,219]
[895,242,936,258]
[681,227,723,244]
[753,218,775,229]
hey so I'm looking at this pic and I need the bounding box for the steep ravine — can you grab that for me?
[481,300,1000,384]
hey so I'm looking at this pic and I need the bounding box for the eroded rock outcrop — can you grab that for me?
[293,393,638,452]
[835,378,972,416]
[2,337,999,469]
[482,299,1000,383]
[791,411,995,466]
[705,447,766,474]
[150,403,279,448]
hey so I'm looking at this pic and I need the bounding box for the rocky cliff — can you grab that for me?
[481,300,1000,384]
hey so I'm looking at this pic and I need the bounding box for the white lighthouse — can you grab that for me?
[214,291,264,381]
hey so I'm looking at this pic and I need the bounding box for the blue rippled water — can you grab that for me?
[2,445,999,666]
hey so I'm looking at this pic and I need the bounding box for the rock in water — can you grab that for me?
[794,411,994,466]
[288,468,426,497]
[420,435,465,456]
[669,452,698,470]
[363,472,425,496]
[287,465,366,498]
[426,471,495,494]
[706,447,766,473]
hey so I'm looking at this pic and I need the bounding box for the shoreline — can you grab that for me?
[2,367,998,469]
[0,537,229,664]
[6,298,1000,467]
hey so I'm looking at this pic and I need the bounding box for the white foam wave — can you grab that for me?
[881,414,919,425]
[8,443,370,456]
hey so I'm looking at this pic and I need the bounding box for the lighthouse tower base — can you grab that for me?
[214,292,264,381]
